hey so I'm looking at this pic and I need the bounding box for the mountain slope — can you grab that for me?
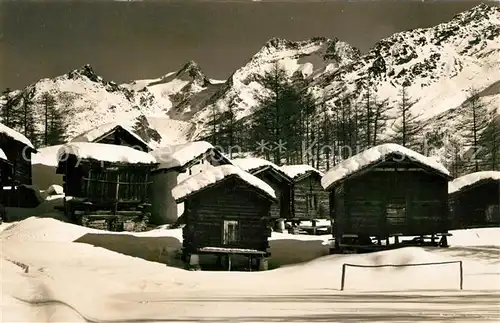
[189,37,361,139]
[121,61,225,121]
[0,4,498,155]
[311,3,500,120]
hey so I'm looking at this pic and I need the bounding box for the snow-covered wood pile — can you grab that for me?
[172,165,277,202]
[280,164,324,181]
[70,122,150,149]
[321,143,451,190]
[57,142,157,165]
[449,171,500,194]
[0,122,35,149]
[151,141,226,170]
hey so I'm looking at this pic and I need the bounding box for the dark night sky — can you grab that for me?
[0,0,497,89]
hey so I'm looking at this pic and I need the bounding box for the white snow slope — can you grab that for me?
[1,217,499,322]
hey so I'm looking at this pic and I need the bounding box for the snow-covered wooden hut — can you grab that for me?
[149,141,232,225]
[232,157,293,220]
[172,165,277,271]
[56,142,158,230]
[281,164,328,220]
[449,171,500,229]
[321,143,453,253]
[70,122,152,152]
[0,123,36,186]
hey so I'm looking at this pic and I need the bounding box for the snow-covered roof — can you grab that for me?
[0,122,35,149]
[232,157,292,182]
[321,143,451,190]
[280,164,324,181]
[231,157,277,173]
[172,165,277,202]
[0,148,8,162]
[70,122,151,150]
[31,144,64,166]
[151,141,229,170]
[449,171,500,194]
[57,142,157,165]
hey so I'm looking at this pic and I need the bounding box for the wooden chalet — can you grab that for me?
[56,142,158,231]
[172,165,277,271]
[149,141,232,225]
[70,122,152,152]
[281,164,329,221]
[321,143,453,253]
[232,157,293,220]
[449,171,500,229]
[0,123,36,187]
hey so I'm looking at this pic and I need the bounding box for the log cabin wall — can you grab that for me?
[450,181,500,228]
[182,178,272,254]
[254,171,291,219]
[0,160,12,187]
[0,134,33,186]
[292,173,329,219]
[59,156,154,207]
[332,160,449,240]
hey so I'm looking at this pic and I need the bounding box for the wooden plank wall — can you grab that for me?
[293,174,329,219]
[335,165,449,237]
[183,179,271,253]
[451,181,500,228]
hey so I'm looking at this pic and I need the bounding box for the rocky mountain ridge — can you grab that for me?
[1,3,498,153]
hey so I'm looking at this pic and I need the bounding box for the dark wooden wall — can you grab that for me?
[332,161,449,240]
[450,181,500,228]
[0,160,12,188]
[58,155,153,207]
[292,173,329,219]
[182,178,272,253]
[0,134,33,186]
[94,127,151,152]
[254,171,291,219]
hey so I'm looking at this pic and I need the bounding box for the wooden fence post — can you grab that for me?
[340,264,346,291]
[459,261,463,290]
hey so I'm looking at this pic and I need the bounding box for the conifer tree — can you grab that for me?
[20,92,39,147]
[1,88,19,128]
[389,83,423,151]
[458,88,490,172]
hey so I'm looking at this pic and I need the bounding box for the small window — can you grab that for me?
[307,193,318,210]
[485,205,500,223]
[386,204,406,225]
[222,220,239,244]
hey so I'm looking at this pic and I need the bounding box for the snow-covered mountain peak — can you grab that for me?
[66,64,104,83]
[253,36,360,66]
[174,60,208,84]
